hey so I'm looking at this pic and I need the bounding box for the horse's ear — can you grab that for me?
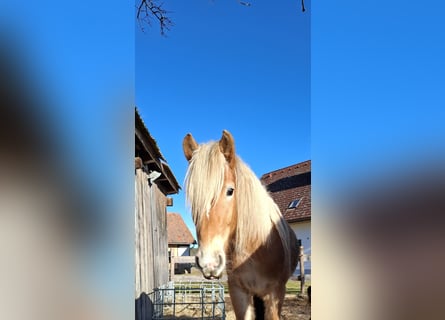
[219,130,236,168]
[183,133,198,161]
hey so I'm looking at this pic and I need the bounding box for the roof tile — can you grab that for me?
[167,213,196,245]
[261,160,311,223]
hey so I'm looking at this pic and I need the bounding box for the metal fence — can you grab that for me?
[148,281,226,320]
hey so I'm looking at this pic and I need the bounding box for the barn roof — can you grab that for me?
[135,107,180,195]
[260,160,311,223]
[167,213,196,245]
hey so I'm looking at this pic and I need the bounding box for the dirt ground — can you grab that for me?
[224,294,311,320]
[171,268,310,319]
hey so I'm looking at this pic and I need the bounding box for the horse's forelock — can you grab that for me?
[185,142,226,226]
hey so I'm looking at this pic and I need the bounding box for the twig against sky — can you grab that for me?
[136,0,306,36]
[136,0,173,36]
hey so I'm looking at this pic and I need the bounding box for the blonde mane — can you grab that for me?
[184,141,292,269]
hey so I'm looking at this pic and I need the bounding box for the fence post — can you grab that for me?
[299,244,305,295]
[170,256,175,281]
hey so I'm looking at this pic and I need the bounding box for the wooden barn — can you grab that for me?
[260,160,311,276]
[135,108,180,320]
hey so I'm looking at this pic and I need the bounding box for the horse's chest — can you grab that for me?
[228,261,280,296]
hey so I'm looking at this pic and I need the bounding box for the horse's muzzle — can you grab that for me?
[195,251,225,279]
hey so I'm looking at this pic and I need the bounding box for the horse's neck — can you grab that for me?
[227,223,277,268]
[226,226,292,283]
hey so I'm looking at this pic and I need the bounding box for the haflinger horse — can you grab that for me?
[183,130,298,320]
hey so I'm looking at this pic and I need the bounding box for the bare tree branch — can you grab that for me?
[136,0,306,36]
[136,0,173,36]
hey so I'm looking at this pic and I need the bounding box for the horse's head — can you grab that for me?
[183,130,237,279]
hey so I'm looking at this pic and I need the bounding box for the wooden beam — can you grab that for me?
[299,245,306,295]
[135,129,162,170]
[135,157,143,169]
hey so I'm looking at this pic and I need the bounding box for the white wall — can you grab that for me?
[169,246,191,257]
[178,246,190,256]
[290,220,311,275]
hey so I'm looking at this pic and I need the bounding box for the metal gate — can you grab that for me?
[148,281,225,320]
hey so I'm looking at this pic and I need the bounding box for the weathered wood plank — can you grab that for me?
[135,168,169,305]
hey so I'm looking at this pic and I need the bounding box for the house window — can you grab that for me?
[288,199,301,209]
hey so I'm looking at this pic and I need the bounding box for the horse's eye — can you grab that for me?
[226,187,234,196]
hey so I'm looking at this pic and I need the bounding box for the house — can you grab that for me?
[167,212,196,257]
[260,160,311,275]
[167,212,196,274]
[135,108,180,320]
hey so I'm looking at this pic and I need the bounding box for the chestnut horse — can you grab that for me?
[183,130,298,320]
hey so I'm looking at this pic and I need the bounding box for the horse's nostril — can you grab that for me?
[195,252,225,275]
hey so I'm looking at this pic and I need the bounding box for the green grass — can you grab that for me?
[286,279,311,295]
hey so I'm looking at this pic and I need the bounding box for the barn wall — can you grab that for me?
[135,168,169,319]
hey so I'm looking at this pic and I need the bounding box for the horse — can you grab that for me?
[182,130,298,320]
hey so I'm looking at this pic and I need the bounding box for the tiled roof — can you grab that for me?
[167,213,196,245]
[260,160,311,223]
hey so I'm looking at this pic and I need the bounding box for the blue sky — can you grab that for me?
[312,1,445,196]
[136,0,311,238]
